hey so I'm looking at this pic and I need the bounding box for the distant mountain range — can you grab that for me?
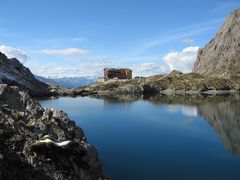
[35,75,97,88]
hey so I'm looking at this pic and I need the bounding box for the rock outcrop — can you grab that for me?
[0,52,52,96]
[83,70,240,96]
[0,84,105,180]
[193,8,240,78]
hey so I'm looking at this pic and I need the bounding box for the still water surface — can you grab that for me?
[39,95,240,180]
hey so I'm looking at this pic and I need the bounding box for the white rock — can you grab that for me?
[56,141,71,147]
[39,139,71,147]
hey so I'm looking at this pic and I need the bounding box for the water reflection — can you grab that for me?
[165,105,198,117]
[198,101,240,156]
[39,93,240,179]
[98,94,240,157]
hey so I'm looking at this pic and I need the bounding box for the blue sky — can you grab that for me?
[0,0,239,77]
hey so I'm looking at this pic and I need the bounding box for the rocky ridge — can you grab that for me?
[0,52,52,96]
[193,8,240,77]
[0,84,105,180]
[0,51,90,97]
[81,70,240,96]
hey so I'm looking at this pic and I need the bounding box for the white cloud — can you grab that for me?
[130,63,168,77]
[29,46,199,77]
[163,46,199,73]
[128,46,199,76]
[71,37,85,42]
[0,45,28,63]
[31,63,106,78]
[41,48,93,55]
[182,38,195,45]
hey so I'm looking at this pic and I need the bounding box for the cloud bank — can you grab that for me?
[33,46,199,77]
[0,44,199,78]
[130,63,168,77]
[0,45,28,63]
[130,46,199,76]
[32,63,106,77]
[163,46,199,73]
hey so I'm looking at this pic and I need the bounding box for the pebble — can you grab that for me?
[0,153,3,160]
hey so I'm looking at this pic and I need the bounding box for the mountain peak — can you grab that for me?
[0,51,50,96]
[192,8,240,78]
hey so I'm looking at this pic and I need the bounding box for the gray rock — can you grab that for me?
[0,84,105,180]
[0,52,52,96]
[82,71,240,96]
[0,52,85,97]
[193,8,240,78]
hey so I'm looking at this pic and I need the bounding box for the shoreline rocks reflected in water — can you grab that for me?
[97,94,240,157]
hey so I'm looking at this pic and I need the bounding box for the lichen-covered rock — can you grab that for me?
[193,8,240,78]
[0,84,105,180]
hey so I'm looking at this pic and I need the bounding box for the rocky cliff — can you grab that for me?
[0,84,105,180]
[0,52,52,96]
[193,8,240,78]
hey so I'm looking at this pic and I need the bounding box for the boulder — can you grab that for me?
[0,84,105,180]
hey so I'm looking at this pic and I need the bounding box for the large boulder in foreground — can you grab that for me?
[0,84,105,180]
[193,8,240,78]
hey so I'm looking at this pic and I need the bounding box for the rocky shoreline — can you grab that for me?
[0,84,106,180]
[75,70,240,97]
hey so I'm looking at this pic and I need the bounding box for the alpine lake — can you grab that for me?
[39,94,240,180]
